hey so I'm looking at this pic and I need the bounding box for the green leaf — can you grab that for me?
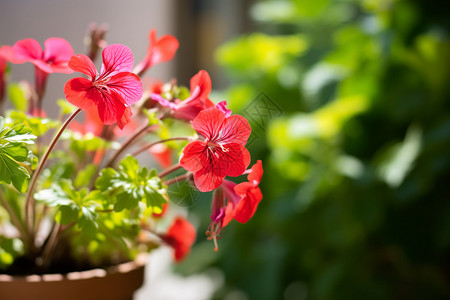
[57,99,77,115]
[8,83,28,112]
[79,206,98,237]
[114,192,139,212]
[95,155,168,213]
[0,151,30,193]
[56,204,80,225]
[1,144,29,162]
[7,111,58,137]
[74,164,98,188]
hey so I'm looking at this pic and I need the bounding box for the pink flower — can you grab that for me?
[0,38,74,74]
[134,29,179,76]
[161,216,196,262]
[180,107,251,192]
[206,161,263,249]
[151,70,215,121]
[0,57,6,102]
[64,44,143,129]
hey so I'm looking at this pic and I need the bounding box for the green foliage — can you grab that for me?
[96,155,167,213]
[0,117,36,192]
[210,0,450,299]
[8,83,28,112]
[0,238,23,269]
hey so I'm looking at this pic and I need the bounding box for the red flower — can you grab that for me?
[233,160,263,223]
[64,44,143,129]
[149,144,173,169]
[151,70,215,121]
[134,29,179,76]
[161,216,196,262]
[206,179,240,250]
[180,107,251,192]
[0,38,74,74]
[206,161,263,249]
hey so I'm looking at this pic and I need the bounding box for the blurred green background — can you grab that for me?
[180,0,450,299]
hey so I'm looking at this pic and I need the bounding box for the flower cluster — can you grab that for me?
[0,26,262,272]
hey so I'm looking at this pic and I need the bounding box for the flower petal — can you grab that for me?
[248,160,263,183]
[165,216,196,262]
[97,89,127,125]
[173,97,211,121]
[216,101,232,118]
[193,165,226,192]
[44,38,74,63]
[216,143,251,177]
[180,141,207,173]
[64,77,97,110]
[107,72,143,105]
[0,45,27,64]
[43,38,74,73]
[189,70,211,100]
[68,54,97,79]
[150,31,179,66]
[192,107,225,140]
[233,183,262,223]
[219,115,251,146]
[100,44,134,76]
[13,39,42,60]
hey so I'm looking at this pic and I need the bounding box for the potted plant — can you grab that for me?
[0,24,263,299]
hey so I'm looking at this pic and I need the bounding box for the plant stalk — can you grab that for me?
[132,137,188,157]
[24,108,82,237]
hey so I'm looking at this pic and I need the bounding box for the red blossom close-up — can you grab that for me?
[134,29,179,76]
[180,106,251,192]
[64,44,143,129]
[161,216,196,262]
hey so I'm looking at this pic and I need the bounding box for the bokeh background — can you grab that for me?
[2,0,450,299]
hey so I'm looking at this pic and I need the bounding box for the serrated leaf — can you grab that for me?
[0,152,30,193]
[1,144,28,162]
[114,192,139,212]
[79,206,98,237]
[95,155,167,212]
[34,184,73,207]
[56,204,80,225]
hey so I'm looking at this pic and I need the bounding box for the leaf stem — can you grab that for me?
[24,108,82,236]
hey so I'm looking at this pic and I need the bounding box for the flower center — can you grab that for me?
[93,78,110,93]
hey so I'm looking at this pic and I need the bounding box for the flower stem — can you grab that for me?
[24,108,82,235]
[105,120,157,168]
[163,173,191,186]
[132,137,189,157]
[34,68,49,114]
[0,191,28,241]
[158,163,182,178]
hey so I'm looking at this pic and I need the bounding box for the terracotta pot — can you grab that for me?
[0,254,147,300]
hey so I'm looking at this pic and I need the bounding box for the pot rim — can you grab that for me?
[0,253,147,283]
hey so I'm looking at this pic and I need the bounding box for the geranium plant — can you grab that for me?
[0,26,263,275]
